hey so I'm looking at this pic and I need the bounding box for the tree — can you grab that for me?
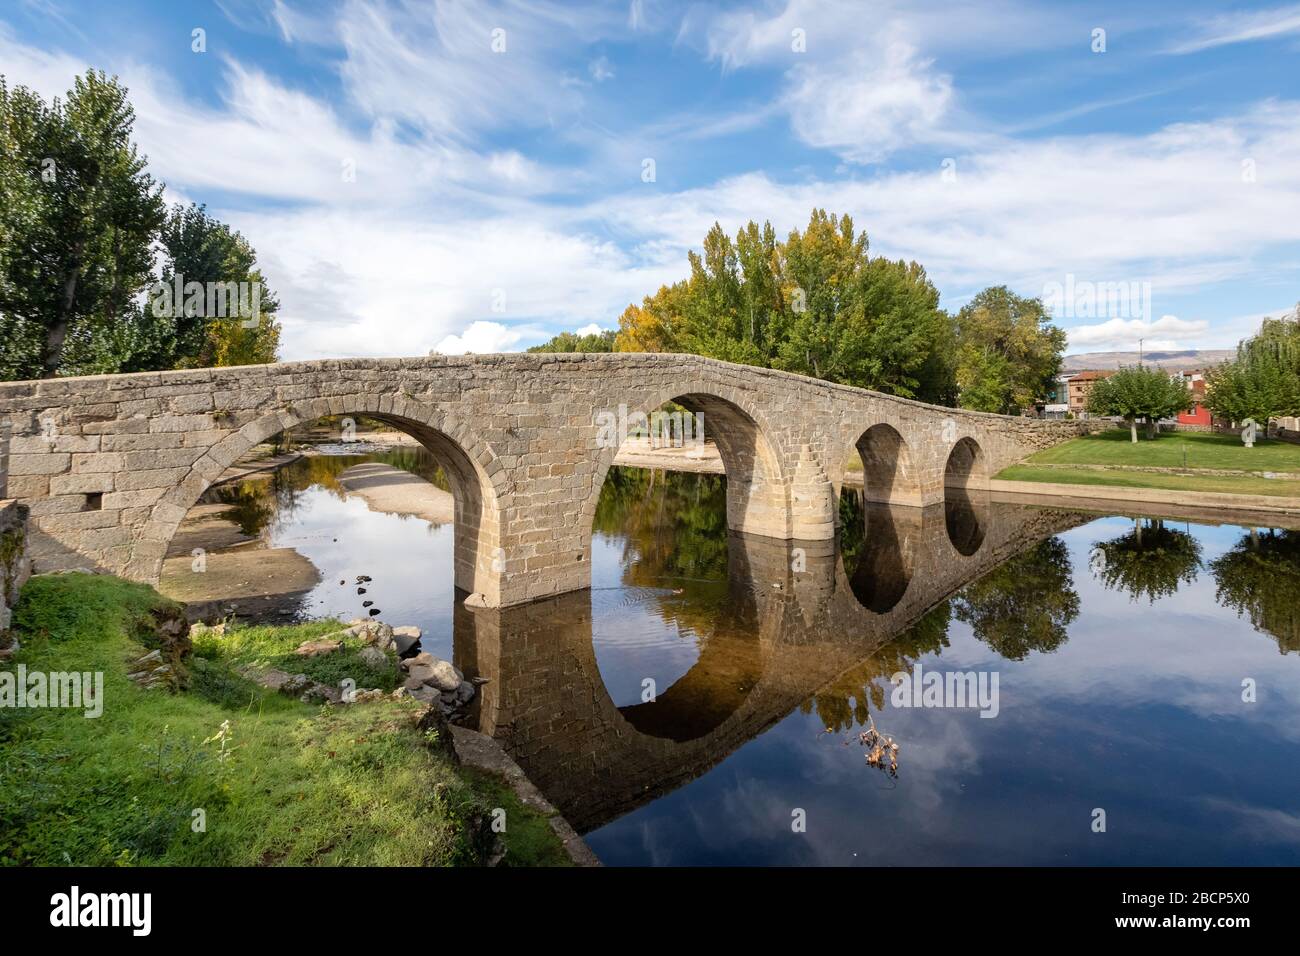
[0,74,279,379]
[1204,308,1300,431]
[1086,365,1190,442]
[953,286,1066,414]
[527,329,616,353]
[613,209,958,404]
[153,203,281,369]
[0,71,165,378]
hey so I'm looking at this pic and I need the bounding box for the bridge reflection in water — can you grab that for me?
[451,493,1088,833]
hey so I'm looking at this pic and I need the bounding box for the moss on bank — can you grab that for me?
[0,573,571,867]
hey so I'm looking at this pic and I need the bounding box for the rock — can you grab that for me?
[368,608,381,616]
[392,626,421,656]
[294,638,343,657]
[356,575,372,583]
[454,680,475,705]
[138,600,193,689]
[300,685,334,704]
[355,621,394,651]
[408,685,438,705]
[417,703,457,763]
[350,688,385,704]
[189,621,225,639]
[428,659,462,692]
[357,645,389,668]
[406,663,437,685]
[362,600,373,608]
[281,673,313,695]
[356,587,366,594]
[463,592,489,608]
[400,651,434,671]
[0,635,19,660]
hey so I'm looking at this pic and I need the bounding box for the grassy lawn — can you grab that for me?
[1021,430,1300,472]
[997,464,1300,498]
[0,574,572,866]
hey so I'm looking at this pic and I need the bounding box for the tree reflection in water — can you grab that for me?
[1212,528,1300,654]
[1092,517,1201,603]
[954,536,1080,661]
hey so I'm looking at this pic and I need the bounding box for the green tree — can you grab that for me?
[613,209,958,404]
[953,286,1066,414]
[0,71,165,378]
[527,329,616,353]
[1086,365,1190,442]
[1204,308,1300,431]
[153,203,281,368]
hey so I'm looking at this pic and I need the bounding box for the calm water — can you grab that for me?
[201,448,1300,865]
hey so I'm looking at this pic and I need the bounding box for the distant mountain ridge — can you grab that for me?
[1062,349,1234,373]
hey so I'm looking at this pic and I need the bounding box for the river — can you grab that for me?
[174,445,1300,865]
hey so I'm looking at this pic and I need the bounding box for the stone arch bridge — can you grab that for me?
[0,353,1085,607]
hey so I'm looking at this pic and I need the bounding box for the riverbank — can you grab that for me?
[994,431,1300,514]
[0,573,578,866]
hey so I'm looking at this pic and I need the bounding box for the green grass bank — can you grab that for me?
[997,431,1300,499]
[0,573,571,867]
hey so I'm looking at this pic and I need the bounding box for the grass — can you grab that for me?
[0,573,572,866]
[1020,429,1300,472]
[997,464,1300,498]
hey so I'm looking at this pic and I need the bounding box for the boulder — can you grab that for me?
[281,673,313,695]
[350,688,385,704]
[405,663,437,685]
[357,645,389,668]
[454,680,475,705]
[427,659,462,692]
[294,638,343,657]
[400,651,434,671]
[392,625,422,656]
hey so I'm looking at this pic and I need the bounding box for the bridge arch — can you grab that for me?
[943,435,989,492]
[853,423,922,506]
[130,395,507,603]
[581,385,800,542]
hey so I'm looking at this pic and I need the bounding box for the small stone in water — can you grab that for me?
[357,587,366,594]
[362,600,373,607]
[368,608,381,616]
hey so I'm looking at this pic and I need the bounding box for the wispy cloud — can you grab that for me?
[1167,3,1300,54]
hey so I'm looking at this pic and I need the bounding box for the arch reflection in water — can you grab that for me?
[838,486,918,613]
[945,487,988,556]
[451,495,1089,835]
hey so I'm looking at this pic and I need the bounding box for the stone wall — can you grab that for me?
[0,353,1090,607]
[0,499,31,641]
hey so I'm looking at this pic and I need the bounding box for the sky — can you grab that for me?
[2,0,1299,360]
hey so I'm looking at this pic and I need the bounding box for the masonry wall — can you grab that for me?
[0,354,1089,607]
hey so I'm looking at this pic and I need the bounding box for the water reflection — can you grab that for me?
[1212,528,1300,654]
[944,487,988,556]
[1091,517,1202,603]
[176,456,1300,865]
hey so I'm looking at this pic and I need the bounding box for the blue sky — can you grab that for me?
[3,0,1299,360]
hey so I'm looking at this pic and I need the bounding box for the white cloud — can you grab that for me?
[1065,316,1211,352]
[433,320,528,354]
[1168,4,1300,54]
[588,55,614,82]
[574,323,605,336]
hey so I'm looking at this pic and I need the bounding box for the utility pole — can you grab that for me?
[1138,337,1144,366]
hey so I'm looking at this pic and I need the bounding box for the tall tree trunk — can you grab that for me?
[1129,419,1138,443]
[42,242,84,377]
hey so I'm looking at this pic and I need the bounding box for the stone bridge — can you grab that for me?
[0,353,1085,607]
[454,495,1091,832]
